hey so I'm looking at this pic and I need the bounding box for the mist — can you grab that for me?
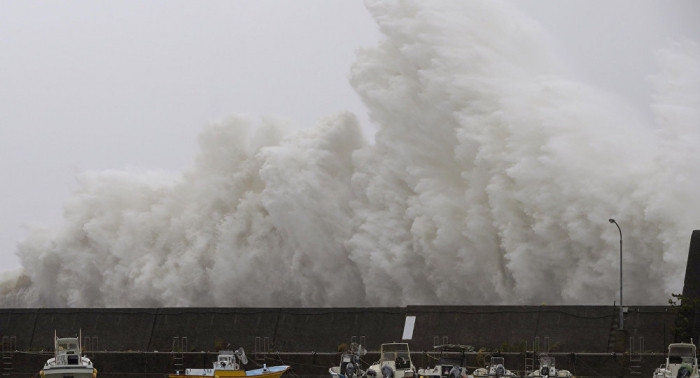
[2,0,699,307]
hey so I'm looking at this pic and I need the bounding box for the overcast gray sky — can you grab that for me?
[1,0,698,272]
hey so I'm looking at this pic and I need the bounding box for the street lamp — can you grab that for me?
[609,218,623,330]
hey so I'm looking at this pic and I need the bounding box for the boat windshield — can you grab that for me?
[670,345,696,357]
[668,345,696,365]
[491,357,504,366]
[540,357,555,367]
[381,344,411,364]
[57,339,79,354]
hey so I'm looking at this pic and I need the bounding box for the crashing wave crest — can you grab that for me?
[4,0,700,307]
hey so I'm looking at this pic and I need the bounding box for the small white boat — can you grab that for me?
[417,344,473,378]
[329,343,366,378]
[367,343,416,378]
[472,357,518,378]
[40,331,97,378]
[653,343,699,378]
[525,356,571,378]
[169,348,290,378]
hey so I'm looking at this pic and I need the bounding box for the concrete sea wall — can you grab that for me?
[0,306,680,377]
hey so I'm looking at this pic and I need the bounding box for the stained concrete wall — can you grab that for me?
[29,308,157,351]
[273,308,406,352]
[0,309,39,351]
[0,305,677,378]
[148,308,281,352]
[407,306,673,353]
[145,308,407,353]
[0,306,675,355]
[682,230,700,301]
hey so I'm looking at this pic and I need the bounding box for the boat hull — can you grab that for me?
[43,366,96,378]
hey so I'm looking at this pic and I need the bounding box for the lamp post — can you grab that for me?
[609,218,623,330]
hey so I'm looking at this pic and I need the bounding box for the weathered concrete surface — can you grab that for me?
[407,306,673,353]
[681,230,700,342]
[148,308,281,352]
[273,308,406,352]
[682,230,700,301]
[0,306,679,377]
[30,308,158,351]
[0,309,38,350]
[0,306,675,353]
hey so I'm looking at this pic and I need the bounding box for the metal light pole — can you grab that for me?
[609,218,623,330]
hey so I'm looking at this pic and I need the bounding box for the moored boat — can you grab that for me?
[330,343,366,378]
[40,331,97,378]
[653,343,699,378]
[472,357,518,378]
[366,343,416,378]
[417,344,473,378]
[168,348,290,378]
[525,356,571,378]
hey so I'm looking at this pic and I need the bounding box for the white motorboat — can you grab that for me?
[40,332,97,378]
[329,343,367,378]
[367,343,416,378]
[653,343,699,378]
[472,357,518,378]
[525,356,571,378]
[417,344,473,378]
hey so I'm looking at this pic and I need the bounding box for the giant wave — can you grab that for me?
[2,0,699,307]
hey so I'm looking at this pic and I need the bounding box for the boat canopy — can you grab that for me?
[432,344,474,367]
[668,344,697,365]
[669,344,696,357]
[380,343,411,367]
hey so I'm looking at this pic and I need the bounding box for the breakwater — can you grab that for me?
[0,305,680,377]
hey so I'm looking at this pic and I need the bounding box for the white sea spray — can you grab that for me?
[3,1,699,307]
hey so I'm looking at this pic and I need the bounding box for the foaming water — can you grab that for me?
[3,0,700,307]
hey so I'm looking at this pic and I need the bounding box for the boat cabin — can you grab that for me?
[668,344,697,365]
[367,343,415,378]
[56,337,81,365]
[654,343,699,378]
[541,357,554,376]
[380,343,412,369]
[473,356,518,378]
[215,351,239,370]
[668,343,698,377]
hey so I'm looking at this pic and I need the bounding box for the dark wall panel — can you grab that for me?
[29,308,157,351]
[273,308,406,352]
[0,306,676,354]
[149,308,281,352]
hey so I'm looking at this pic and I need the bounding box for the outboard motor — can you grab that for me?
[382,363,395,378]
[448,365,461,378]
[540,366,549,377]
[345,362,356,378]
[677,366,692,378]
[367,369,377,378]
[495,364,505,378]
